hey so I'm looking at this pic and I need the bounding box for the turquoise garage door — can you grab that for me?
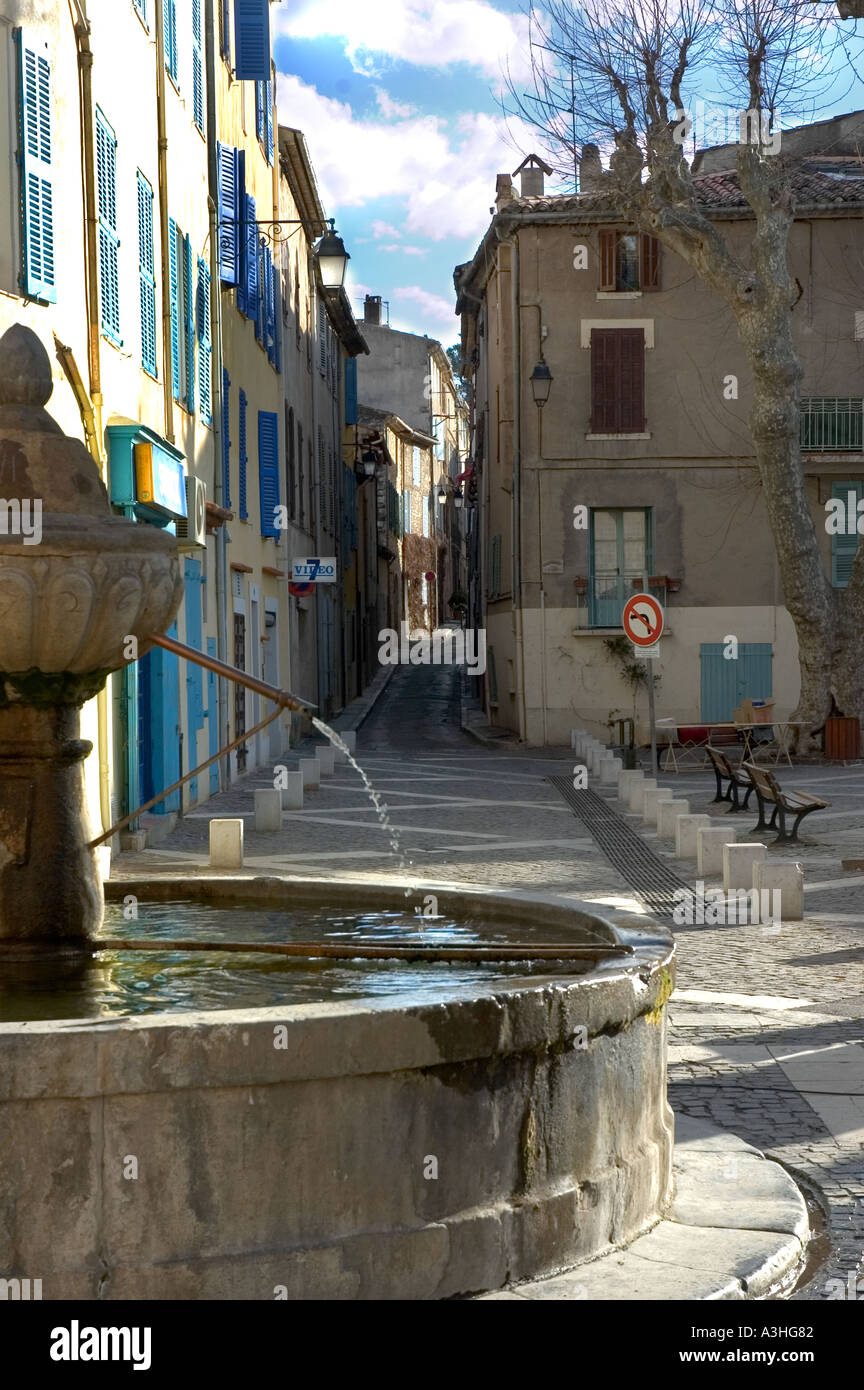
[700,643,773,723]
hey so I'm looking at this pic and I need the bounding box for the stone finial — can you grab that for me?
[579,144,605,193]
[0,325,53,409]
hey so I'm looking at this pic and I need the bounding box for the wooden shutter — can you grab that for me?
[96,108,120,342]
[640,234,661,291]
[197,258,212,423]
[16,31,56,304]
[168,218,180,398]
[238,389,248,519]
[184,233,196,411]
[590,328,645,433]
[345,358,358,425]
[137,173,157,375]
[217,144,240,285]
[233,0,271,80]
[222,368,231,508]
[164,0,178,82]
[598,229,617,291]
[244,193,258,324]
[192,0,204,132]
[258,410,280,537]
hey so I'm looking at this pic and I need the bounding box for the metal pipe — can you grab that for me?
[69,1,104,461]
[147,631,317,712]
[92,939,633,962]
[154,0,175,443]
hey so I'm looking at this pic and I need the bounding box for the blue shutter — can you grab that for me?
[222,368,231,507]
[217,143,240,285]
[192,0,205,134]
[165,0,178,83]
[233,0,270,80]
[221,0,231,60]
[831,483,863,588]
[137,171,157,376]
[242,193,258,323]
[169,218,180,399]
[258,411,280,537]
[133,0,147,23]
[15,31,56,303]
[95,108,120,343]
[265,78,274,163]
[254,237,265,344]
[236,151,247,312]
[197,257,212,424]
[263,245,275,362]
[255,80,265,146]
[184,233,195,412]
[345,358,358,424]
[238,389,248,519]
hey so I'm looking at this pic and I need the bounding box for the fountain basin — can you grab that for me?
[0,876,674,1300]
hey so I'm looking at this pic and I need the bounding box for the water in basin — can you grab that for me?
[0,901,604,1021]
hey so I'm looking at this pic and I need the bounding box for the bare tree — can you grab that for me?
[505,0,864,744]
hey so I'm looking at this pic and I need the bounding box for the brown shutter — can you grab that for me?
[598,229,617,290]
[590,328,645,433]
[639,234,661,291]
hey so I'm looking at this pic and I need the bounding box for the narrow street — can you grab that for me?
[116,660,864,1298]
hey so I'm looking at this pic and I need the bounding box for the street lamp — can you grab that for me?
[316,220,350,289]
[530,357,553,407]
[356,448,377,482]
[453,489,464,509]
[437,480,448,504]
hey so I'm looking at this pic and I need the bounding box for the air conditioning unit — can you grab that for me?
[176,475,207,548]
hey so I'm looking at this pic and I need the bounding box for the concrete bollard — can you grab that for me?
[675,813,711,859]
[571,729,585,750]
[723,842,766,891]
[754,860,804,922]
[697,825,738,876]
[299,757,320,790]
[642,787,675,826]
[617,768,641,799]
[590,745,609,774]
[254,789,283,831]
[599,756,622,786]
[279,772,304,811]
[317,745,335,776]
[209,818,244,868]
[657,798,690,839]
[627,775,654,813]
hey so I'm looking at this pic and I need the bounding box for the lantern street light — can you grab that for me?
[316,220,350,290]
[437,480,448,504]
[530,357,553,407]
[453,489,464,509]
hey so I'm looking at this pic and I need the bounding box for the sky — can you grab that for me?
[272,1,864,347]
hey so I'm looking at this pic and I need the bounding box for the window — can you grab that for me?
[285,405,296,521]
[164,0,178,85]
[589,508,653,627]
[402,488,411,535]
[831,482,864,588]
[238,192,258,320]
[233,0,271,81]
[255,77,273,163]
[216,143,241,286]
[590,327,645,433]
[197,258,212,423]
[219,0,231,62]
[422,496,429,538]
[297,421,305,528]
[598,230,661,292]
[222,368,231,507]
[258,411,279,537]
[192,0,205,134]
[168,220,195,409]
[412,446,422,487]
[133,0,148,23]
[95,108,120,343]
[318,299,328,375]
[137,172,157,376]
[238,389,248,519]
[345,358,358,425]
[261,242,279,368]
[14,31,56,304]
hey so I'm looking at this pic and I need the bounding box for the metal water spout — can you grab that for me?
[0,325,181,952]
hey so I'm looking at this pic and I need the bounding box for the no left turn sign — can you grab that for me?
[622,592,664,647]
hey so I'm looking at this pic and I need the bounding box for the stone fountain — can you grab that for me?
[0,325,181,952]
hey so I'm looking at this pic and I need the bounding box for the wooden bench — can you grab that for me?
[742,762,830,844]
[705,746,755,812]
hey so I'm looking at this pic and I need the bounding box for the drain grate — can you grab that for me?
[549,778,693,920]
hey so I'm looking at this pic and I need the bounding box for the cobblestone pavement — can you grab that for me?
[113,663,864,1299]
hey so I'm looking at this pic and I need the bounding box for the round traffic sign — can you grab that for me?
[622,593,664,646]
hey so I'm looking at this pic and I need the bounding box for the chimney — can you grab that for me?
[578,143,604,193]
[513,154,552,198]
[364,295,382,326]
[495,174,514,212]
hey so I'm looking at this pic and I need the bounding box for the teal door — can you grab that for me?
[184,559,204,803]
[700,643,773,722]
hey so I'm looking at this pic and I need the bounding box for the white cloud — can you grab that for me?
[375,88,415,120]
[274,0,531,84]
[371,220,402,239]
[381,243,428,255]
[392,285,458,325]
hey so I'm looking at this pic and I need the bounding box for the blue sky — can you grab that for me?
[272,1,864,346]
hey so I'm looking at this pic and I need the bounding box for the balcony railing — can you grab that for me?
[800,398,864,452]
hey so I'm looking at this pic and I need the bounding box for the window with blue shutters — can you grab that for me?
[258,411,279,537]
[345,358,358,425]
[233,0,271,80]
[255,236,265,344]
[15,31,56,304]
[239,194,258,322]
[222,369,231,507]
[217,143,240,285]
[169,217,180,399]
[256,78,273,162]
[95,108,120,343]
[192,0,205,134]
[133,0,148,26]
[184,234,195,412]
[831,482,864,588]
[238,389,248,519]
[164,0,178,84]
[137,172,157,376]
[197,258,211,424]
[220,0,231,61]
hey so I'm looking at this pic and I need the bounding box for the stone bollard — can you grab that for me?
[642,787,675,826]
[675,813,711,859]
[209,818,244,868]
[299,757,320,790]
[617,768,641,799]
[317,745,335,776]
[627,775,654,813]
[571,729,585,750]
[332,729,356,764]
[279,772,304,811]
[657,798,690,839]
[723,842,766,891]
[697,825,738,876]
[599,756,622,786]
[254,789,283,831]
[754,860,804,922]
[590,745,609,774]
